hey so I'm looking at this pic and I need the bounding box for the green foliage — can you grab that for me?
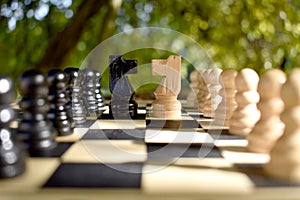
[1,0,300,88]
[117,0,300,74]
[0,0,81,80]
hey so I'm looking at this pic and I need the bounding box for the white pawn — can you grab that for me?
[248,69,286,153]
[265,68,300,183]
[198,69,210,113]
[214,69,238,127]
[186,70,200,108]
[203,68,222,118]
[229,68,260,136]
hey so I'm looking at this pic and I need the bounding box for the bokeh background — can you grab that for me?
[1,0,300,96]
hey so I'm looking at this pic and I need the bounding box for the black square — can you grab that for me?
[146,119,200,129]
[82,129,145,141]
[44,163,143,188]
[146,143,222,160]
[29,142,73,157]
[99,113,146,120]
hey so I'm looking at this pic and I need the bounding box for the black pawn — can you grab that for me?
[64,67,87,124]
[0,75,26,178]
[18,70,57,156]
[82,69,97,117]
[81,70,90,117]
[109,55,138,119]
[47,69,74,136]
[94,70,105,116]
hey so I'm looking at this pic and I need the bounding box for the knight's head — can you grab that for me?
[109,55,137,77]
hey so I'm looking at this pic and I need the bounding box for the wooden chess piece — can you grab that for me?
[248,69,286,153]
[151,55,181,119]
[229,68,260,136]
[265,68,300,183]
[203,68,222,118]
[197,69,210,113]
[186,70,200,108]
[213,68,238,127]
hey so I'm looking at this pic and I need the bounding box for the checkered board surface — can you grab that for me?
[1,101,300,198]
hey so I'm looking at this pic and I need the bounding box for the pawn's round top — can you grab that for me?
[0,107,15,126]
[207,68,222,84]
[0,75,15,105]
[258,69,286,99]
[64,67,82,84]
[64,67,83,89]
[220,68,238,88]
[47,69,68,90]
[83,69,95,78]
[235,68,259,92]
[201,69,211,81]
[281,68,300,109]
[82,69,95,84]
[189,70,199,82]
[18,69,48,97]
[94,70,101,82]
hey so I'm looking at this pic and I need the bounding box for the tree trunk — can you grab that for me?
[98,0,122,42]
[36,0,109,71]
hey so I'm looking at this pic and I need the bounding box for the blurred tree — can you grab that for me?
[117,0,300,74]
[36,0,108,70]
[1,0,300,86]
[0,0,117,78]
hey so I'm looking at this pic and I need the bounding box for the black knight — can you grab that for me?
[109,55,138,119]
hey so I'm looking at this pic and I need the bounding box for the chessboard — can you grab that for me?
[1,100,300,200]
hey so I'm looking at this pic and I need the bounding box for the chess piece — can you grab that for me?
[64,67,87,124]
[47,69,74,136]
[186,70,200,108]
[248,69,286,153]
[197,69,210,113]
[109,55,138,119]
[203,68,222,118]
[82,69,98,117]
[18,69,57,155]
[80,70,90,117]
[0,75,26,178]
[151,55,181,119]
[229,68,260,136]
[94,70,105,116]
[265,68,300,183]
[214,68,238,127]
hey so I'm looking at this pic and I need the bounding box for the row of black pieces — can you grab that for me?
[0,55,135,178]
[18,69,69,158]
[0,67,105,178]
[65,68,105,122]
[17,68,105,156]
